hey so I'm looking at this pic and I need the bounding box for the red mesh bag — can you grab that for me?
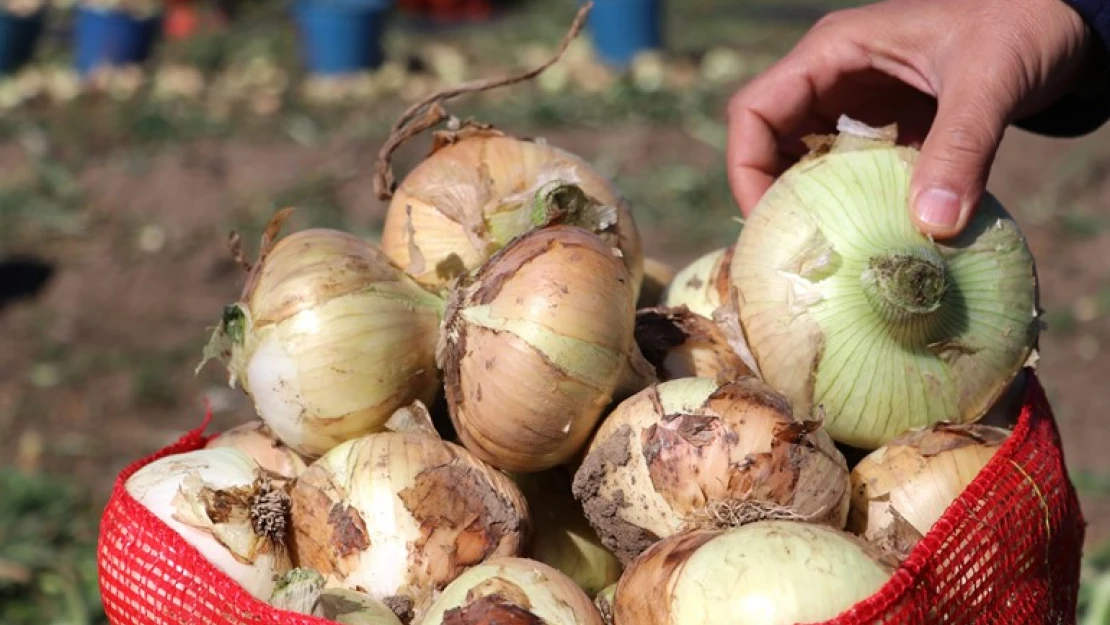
[97,370,1085,625]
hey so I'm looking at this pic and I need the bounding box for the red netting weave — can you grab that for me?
[97,371,1085,625]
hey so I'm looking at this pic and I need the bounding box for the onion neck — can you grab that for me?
[860,247,948,326]
[529,181,618,234]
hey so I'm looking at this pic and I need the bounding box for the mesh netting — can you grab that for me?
[97,370,1085,625]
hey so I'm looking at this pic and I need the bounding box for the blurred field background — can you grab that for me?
[2,0,1110,622]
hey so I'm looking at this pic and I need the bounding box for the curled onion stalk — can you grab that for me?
[439,224,657,473]
[205,419,308,481]
[124,447,292,600]
[849,422,1010,562]
[417,558,604,625]
[198,210,445,458]
[728,116,1039,450]
[572,377,849,565]
[658,245,733,319]
[381,128,644,300]
[612,522,894,625]
[634,306,751,383]
[508,468,623,597]
[289,430,531,621]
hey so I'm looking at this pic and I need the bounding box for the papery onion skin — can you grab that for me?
[381,132,644,299]
[125,448,292,600]
[634,306,751,383]
[729,118,1039,450]
[206,419,308,481]
[416,557,605,625]
[289,431,531,618]
[441,224,655,473]
[508,468,623,596]
[659,246,733,319]
[612,522,893,625]
[572,377,850,566]
[594,584,616,625]
[848,422,1010,562]
[201,226,445,458]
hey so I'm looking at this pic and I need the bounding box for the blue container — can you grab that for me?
[0,7,46,75]
[73,6,162,76]
[293,0,394,76]
[585,0,663,67]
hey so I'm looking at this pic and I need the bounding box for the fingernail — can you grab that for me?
[914,188,961,229]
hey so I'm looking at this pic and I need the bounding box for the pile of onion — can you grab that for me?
[727,116,1040,450]
[205,419,308,481]
[572,376,850,565]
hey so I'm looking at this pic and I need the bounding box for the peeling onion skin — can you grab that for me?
[612,522,893,625]
[658,246,733,319]
[571,377,850,566]
[848,423,1010,563]
[417,558,605,625]
[729,118,1039,450]
[202,227,445,458]
[441,224,656,473]
[289,431,532,619]
[381,133,644,300]
[633,306,752,383]
[205,419,308,481]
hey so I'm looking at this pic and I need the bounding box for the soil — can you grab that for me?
[3,122,1110,549]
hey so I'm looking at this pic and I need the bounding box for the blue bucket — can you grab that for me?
[73,6,162,76]
[0,7,46,75]
[293,0,394,76]
[584,0,663,67]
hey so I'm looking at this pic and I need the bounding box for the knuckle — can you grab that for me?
[932,122,998,164]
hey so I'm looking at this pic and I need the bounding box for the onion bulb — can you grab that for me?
[205,419,308,481]
[124,447,292,599]
[198,213,445,458]
[658,246,733,319]
[572,377,849,565]
[728,116,1039,450]
[848,422,1010,562]
[439,224,656,472]
[634,306,751,383]
[270,568,404,625]
[508,468,623,596]
[381,130,644,299]
[289,430,531,620]
[416,558,604,625]
[612,522,894,625]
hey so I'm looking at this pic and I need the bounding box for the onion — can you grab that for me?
[380,129,644,300]
[572,377,849,565]
[658,246,733,319]
[198,210,445,458]
[416,558,604,625]
[289,430,531,620]
[728,116,1039,450]
[270,568,404,625]
[612,522,894,625]
[439,224,657,472]
[124,447,292,599]
[848,422,1010,562]
[205,419,308,481]
[508,468,622,596]
[634,306,751,383]
[637,257,675,309]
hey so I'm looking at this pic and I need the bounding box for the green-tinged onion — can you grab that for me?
[728,116,1039,450]
[270,568,405,625]
[197,210,445,458]
[612,522,893,625]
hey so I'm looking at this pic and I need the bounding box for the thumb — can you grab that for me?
[910,71,1014,239]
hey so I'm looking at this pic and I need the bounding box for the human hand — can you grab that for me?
[726,0,1095,239]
